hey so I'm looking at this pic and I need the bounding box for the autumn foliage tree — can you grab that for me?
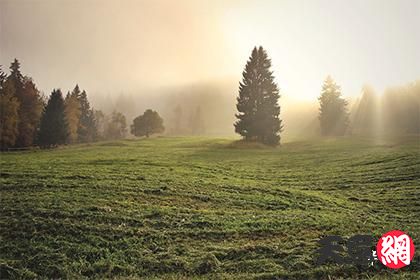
[131,109,164,137]
[234,46,282,145]
[64,85,82,143]
[6,59,43,147]
[17,78,43,146]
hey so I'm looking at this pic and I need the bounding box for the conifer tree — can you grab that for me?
[77,90,96,142]
[234,46,282,145]
[38,89,68,147]
[8,59,24,95]
[318,76,349,136]
[0,66,20,149]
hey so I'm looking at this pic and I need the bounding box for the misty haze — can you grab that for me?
[0,0,419,279]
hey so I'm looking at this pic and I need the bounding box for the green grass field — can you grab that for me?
[1,137,419,279]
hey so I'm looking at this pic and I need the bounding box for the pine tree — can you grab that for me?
[318,76,349,136]
[8,59,24,95]
[0,66,20,149]
[131,109,164,137]
[8,59,24,146]
[38,89,68,147]
[234,46,282,145]
[77,90,96,142]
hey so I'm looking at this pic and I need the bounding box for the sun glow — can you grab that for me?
[222,0,420,102]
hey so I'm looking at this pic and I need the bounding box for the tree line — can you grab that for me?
[1,51,418,149]
[0,59,166,149]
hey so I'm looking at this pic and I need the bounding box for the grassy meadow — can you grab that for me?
[0,136,419,279]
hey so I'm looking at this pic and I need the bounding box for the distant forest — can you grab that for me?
[1,59,130,149]
[1,55,419,149]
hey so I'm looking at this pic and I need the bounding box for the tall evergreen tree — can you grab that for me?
[38,89,68,147]
[8,59,24,146]
[318,76,349,136]
[77,90,96,142]
[0,66,20,149]
[8,59,24,95]
[234,46,282,145]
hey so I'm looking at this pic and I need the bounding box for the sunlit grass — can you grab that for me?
[0,136,419,279]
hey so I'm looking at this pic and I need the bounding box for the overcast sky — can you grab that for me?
[1,0,419,100]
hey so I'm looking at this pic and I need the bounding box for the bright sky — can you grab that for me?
[1,0,419,101]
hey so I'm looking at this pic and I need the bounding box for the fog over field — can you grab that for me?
[1,0,419,140]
